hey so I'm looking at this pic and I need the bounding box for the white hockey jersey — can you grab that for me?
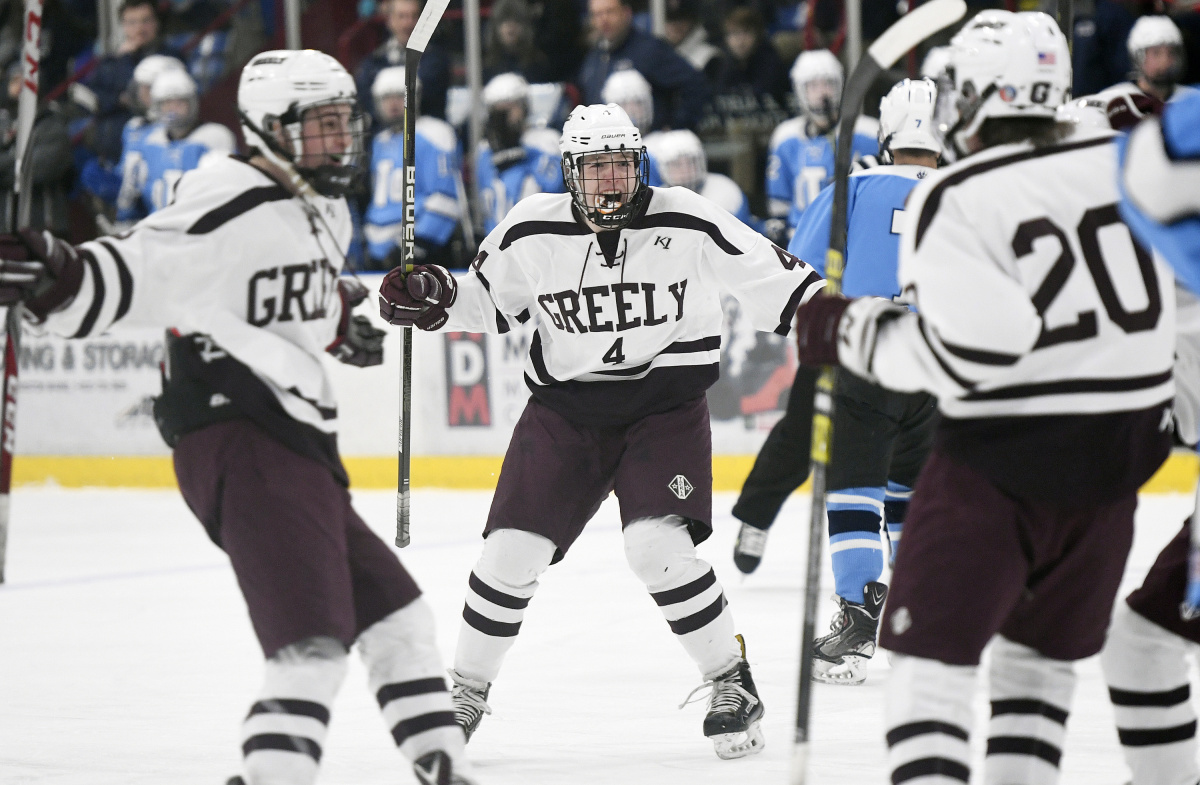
[41,155,353,477]
[872,130,1175,503]
[444,186,825,426]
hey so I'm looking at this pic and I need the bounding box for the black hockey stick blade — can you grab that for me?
[792,1,966,782]
[395,0,451,548]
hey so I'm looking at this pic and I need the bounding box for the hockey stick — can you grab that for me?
[0,0,44,584]
[790,0,966,781]
[395,0,452,548]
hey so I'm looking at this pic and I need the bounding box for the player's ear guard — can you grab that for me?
[0,229,85,323]
[378,264,458,331]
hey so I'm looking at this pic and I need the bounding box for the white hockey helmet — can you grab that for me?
[790,49,844,132]
[936,10,1071,156]
[559,103,649,230]
[131,54,186,114]
[149,68,199,135]
[920,46,952,80]
[482,72,530,107]
[600,68,654,132]
[371,65,408,101]
[655,129,707,192]
[878,78,941,162]
[237,49,366,198]
[1127,15,1184,87]
[1055,96,1111,131]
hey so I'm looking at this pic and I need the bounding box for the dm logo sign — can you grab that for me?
[445,332,491,426]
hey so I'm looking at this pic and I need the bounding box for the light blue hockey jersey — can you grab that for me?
[1118,91,1200,294]
[788,164,933,299]
[116,122,234,222]
[365,117,463,262]
[766,116,879,228]
[477,143,565,235]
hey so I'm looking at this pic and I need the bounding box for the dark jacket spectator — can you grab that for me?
[83,0,181,163]
[356,0,451,123]
[1072,0,1137,96]
[578,0,710,130]
[706,6,789,132]
[483,0,555,84]
[530,0,586,83]
[0,78,74,236]
[664,0,722,83]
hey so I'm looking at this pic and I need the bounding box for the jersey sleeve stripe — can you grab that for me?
[528,331,557,385]
[631,212,744,255]
[72,249,106,339]
[661,336,721,353]
[917,317,978,392]
[961,369,1172,401]
[97,239,134,322]
[473,269,511,333]
[775,272,822,336]
[498,220,591,250]
[914,135,1114,250]
[186,185,292,235]
[938,337,1022,366]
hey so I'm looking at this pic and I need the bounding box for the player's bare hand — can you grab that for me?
[378,264,458,331]
[0,229,85,322]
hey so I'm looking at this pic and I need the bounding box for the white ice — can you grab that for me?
[0,487,1193,784]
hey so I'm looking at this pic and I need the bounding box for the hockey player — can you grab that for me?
[364,66,463,268]
[790,13,1175,783]
[765,49,878,231]
[0,50,473,785]
[378,103,828,759]
[648,129,757,230]
[115,68,235,224]
[1102,90,1200,785]
[600,69,665,186]
[476,72,565,235]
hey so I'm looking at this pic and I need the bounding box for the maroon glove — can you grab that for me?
[793,293,851,367]
[1106,92,1165,131]
[327,278,385,367]
[378,264,458,331]
[0,229,85,322]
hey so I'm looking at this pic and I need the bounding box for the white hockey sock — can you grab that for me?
[624,516,741,678]
[454,528,556,684]
[886,652,976,784]
[1101,603,1199,785]
[242,636,347,785]
[357,599,466,768]
[985,636,1075,785]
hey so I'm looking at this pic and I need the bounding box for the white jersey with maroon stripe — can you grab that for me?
[443,185,825,425]
[871,130,1175,422]
[39,155,352,436]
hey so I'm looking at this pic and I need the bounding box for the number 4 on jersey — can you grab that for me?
[603,338,625,364]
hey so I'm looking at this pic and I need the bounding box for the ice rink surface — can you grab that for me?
[0,486,1193,784]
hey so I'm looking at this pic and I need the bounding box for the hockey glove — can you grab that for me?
[0,229,85,323]
[327,278,385,367]
[378,264,458,331]
[794,294,907,381]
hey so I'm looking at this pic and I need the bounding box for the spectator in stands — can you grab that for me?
[530,0,586,83]
[663,0,722,82]
[708,6,790,131]
[577,0,711,131]
[83,0,182,165]
[356,0,451,124]
[1073,0,1137,96]
[0,59,73,236]
[484,0,554,84]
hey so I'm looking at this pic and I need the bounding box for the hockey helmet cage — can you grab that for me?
[790,49,844,131]
[937,11,1071,157]
[237,49,367,198]
[1127,16,1184,87]
[149,68,199,135]
[560,103,650,230]
[655,129,707,192]
[878,78,942,162]
[601,69,654,132]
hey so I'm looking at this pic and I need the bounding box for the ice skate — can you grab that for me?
[449,669,492,742]
[224,778,244,785]
[413,750,478,785]
[812,581,887,685]
[681,635,765,759]
[733,523,769,574]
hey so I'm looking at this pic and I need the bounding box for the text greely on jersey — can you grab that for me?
[247,258,339,326]
[536,279,687,333]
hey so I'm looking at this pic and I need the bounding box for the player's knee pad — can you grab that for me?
[1102,601,1190,684]
[623,515,704,590]
[357,599,443,686]
[475,528,556,592]
[264,635,349,692]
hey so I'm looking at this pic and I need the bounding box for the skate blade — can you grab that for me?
[812,655,868,685]
[711,721,766,760]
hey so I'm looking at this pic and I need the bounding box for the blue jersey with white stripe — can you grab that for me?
[365,118,463,261]
[766,117,878,227]
[788,164,932,299]
[477,144,565,235]
[117,123,231,221]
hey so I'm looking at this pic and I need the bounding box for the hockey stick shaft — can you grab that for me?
[395,0,452,548]
[0,0,44,583]
[790,1,966,780]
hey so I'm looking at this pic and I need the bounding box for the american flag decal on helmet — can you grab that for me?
[1037,51,1056,64]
